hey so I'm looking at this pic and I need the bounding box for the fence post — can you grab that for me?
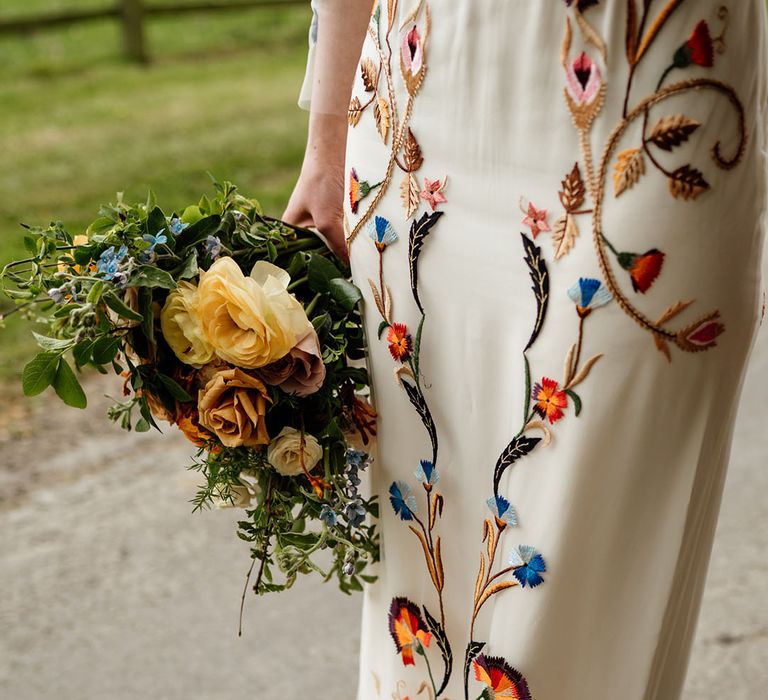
[121,0,147,64]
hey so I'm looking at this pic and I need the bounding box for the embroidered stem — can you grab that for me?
[634,0,686,65]
[578,127,598,203]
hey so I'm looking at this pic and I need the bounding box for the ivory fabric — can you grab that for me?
[301,2,767,699]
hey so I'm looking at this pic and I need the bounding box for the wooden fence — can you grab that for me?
[0,0,307,63]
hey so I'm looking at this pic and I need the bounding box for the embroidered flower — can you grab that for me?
[349,168,381,214]
[419,177,447,211]
[567,277,613,317]
[387,322,413,361]
[388,597,432,666]
[522,202,551,239]
[565,51,602,106]
[401,25,424,77]
[389,480,417,521]
[678,313,725,351]
[617,248,665,294]
[674,20,714,69]
[414,459,439,487]
[472,654,532,700]
[532,377,568,424]
[368,215,398,251]
[509,545,547,588]
[486,494,517,529]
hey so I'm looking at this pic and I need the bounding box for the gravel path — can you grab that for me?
[0,332,765,699]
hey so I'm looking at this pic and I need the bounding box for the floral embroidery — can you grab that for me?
[389,597,433,666]
[532,378,569,425]
[472,655,532,700]
[521,201,551,239]
[420,177,448,211]
[350,168,383,214]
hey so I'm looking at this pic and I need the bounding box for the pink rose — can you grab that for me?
[257,328,326,396]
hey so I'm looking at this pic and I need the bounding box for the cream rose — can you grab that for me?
[160,281,216,368]
[213,469,262,509]
[266,426,323,477]
[198,368,271,447]
[196,257,312,369]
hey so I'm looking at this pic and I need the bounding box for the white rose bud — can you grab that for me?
[267,426,323,477]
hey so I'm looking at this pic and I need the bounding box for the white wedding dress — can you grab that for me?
[301,2,767,698]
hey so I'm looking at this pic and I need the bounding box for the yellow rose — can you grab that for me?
[160,281,216,368]
[196,257,312,369]
[266,426,323,477]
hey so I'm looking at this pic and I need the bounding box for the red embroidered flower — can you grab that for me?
[532,377,568,424]
[420,177,447,211]
[617,248,665,294]
[387,323,413,361]
[473,654,532,699]
[682,20,714,68]
[388,597,432,666]
[565,51,602,106]
[682,314,725,349]
[349,168,380,214]
[522,202,551,239]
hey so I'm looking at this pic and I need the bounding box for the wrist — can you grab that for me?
[305,112,348,170]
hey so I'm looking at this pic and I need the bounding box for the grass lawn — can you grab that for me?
[0,1,313,379]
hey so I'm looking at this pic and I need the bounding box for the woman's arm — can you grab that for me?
[282,1,372,262]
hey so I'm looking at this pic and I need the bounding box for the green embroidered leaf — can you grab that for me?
[423,605,453,695]
[566,388,583,416]
[493,434,541,495]
[377,319,389,340]
[521,232,549,352]
[399,378,438,466]
[408,211,444,313]
[463,640,486,699]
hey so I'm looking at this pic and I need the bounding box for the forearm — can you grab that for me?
[304,1,372,171]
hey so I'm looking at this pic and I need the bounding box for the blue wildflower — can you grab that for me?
[414,459,439,486]
[319,503,337,527]
[96,245,128,280]
[367,215,398,251]
[344,497,366,527]
[204,235,222,260]
[389,480,417,521]
[47,286,66,304]
[143,230,168,251]
[567,277,612,316]
[508,545,546,588]
[168,216,188,235]
[345,449,368,470]
[486,494,517,527]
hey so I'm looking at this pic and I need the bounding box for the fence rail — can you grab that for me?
[0,0,307,62]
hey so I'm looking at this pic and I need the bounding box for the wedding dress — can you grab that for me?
[300,2,767,698]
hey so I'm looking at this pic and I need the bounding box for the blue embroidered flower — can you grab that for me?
[567,277,612,316]
[168,216,188,235]
[319,503,337,527]
[204,235,222,259]
[414,459,439,485]
[508,545,546,588]
[97,245,128,280]
[486,494,517,527]
[368,215,398,251]
[389,480,417,521]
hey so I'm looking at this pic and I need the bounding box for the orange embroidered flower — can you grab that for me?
[617,248,665,294]
[472,654,531,699]
[522,202,550,239]
[348,168,381,214]
[419,177,447,211]
[387,323,413,361]
[532,377,568,424]
[388,597,432,666]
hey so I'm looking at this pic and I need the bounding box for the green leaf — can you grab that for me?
[181,205,203,225]
[86,217,115,235]
[87,280,105,305]
[72,339,94,367]
[103,292,144,322]
[145,189,157,213]
[328,278,362,311]
[135,417,150,432]
[23,235,37,253]
[565,388,582,417]
[377,320,389,339]
[175,214,222,248]
[22,352,60,397]
[138,287,156,348]
[175,250,199,280]
[307,253,343,293]
[52,358,87,408]
[156,373,193,402]
[146,206,167,238]
[32,332,74,352]
[311,312,330,333]
[91,336,119,365]
[129,265,176,290]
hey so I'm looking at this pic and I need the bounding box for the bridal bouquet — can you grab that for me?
[0,179,379,605]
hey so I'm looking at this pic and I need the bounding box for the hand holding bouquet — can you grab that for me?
[1,179,379,611]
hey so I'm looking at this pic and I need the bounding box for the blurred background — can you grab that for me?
[0,2,765,698]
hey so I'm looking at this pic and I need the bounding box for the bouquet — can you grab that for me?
[0,179,380,615]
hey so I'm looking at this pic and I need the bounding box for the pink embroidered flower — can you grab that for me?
[684,316,725,349]
[522,203,550,238]
[565,51,602,106]
[401,25,424,76]
[419,177,447,211]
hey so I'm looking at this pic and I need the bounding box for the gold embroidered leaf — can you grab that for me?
[626,0,639,64]
[474,580,519,617]
[382,282,393,320]
[394,365,415,383]
[399,173,420,219]
[613,147,646,197]
[653,334,672,362]
[559,162,586,212]
[403,128,424,172]
[474,552,486,606]
[564,82,606,132]
[429,492,443,531]
[387,0,397,32]
[656,299,694,325]
[552,214,579,260]
[560,15,573,68]
[562,341,578,387]
[360,57,377,92]
[522,419,552,447]
[409,524,440,591]
[650,115,701,152]
[374,96,390,143]
[575,9,607,63]
[566,353,603,390]
[668,165,710,200]
[367,278,386,319]
[434,536,444,591]
[348,96,363,127]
